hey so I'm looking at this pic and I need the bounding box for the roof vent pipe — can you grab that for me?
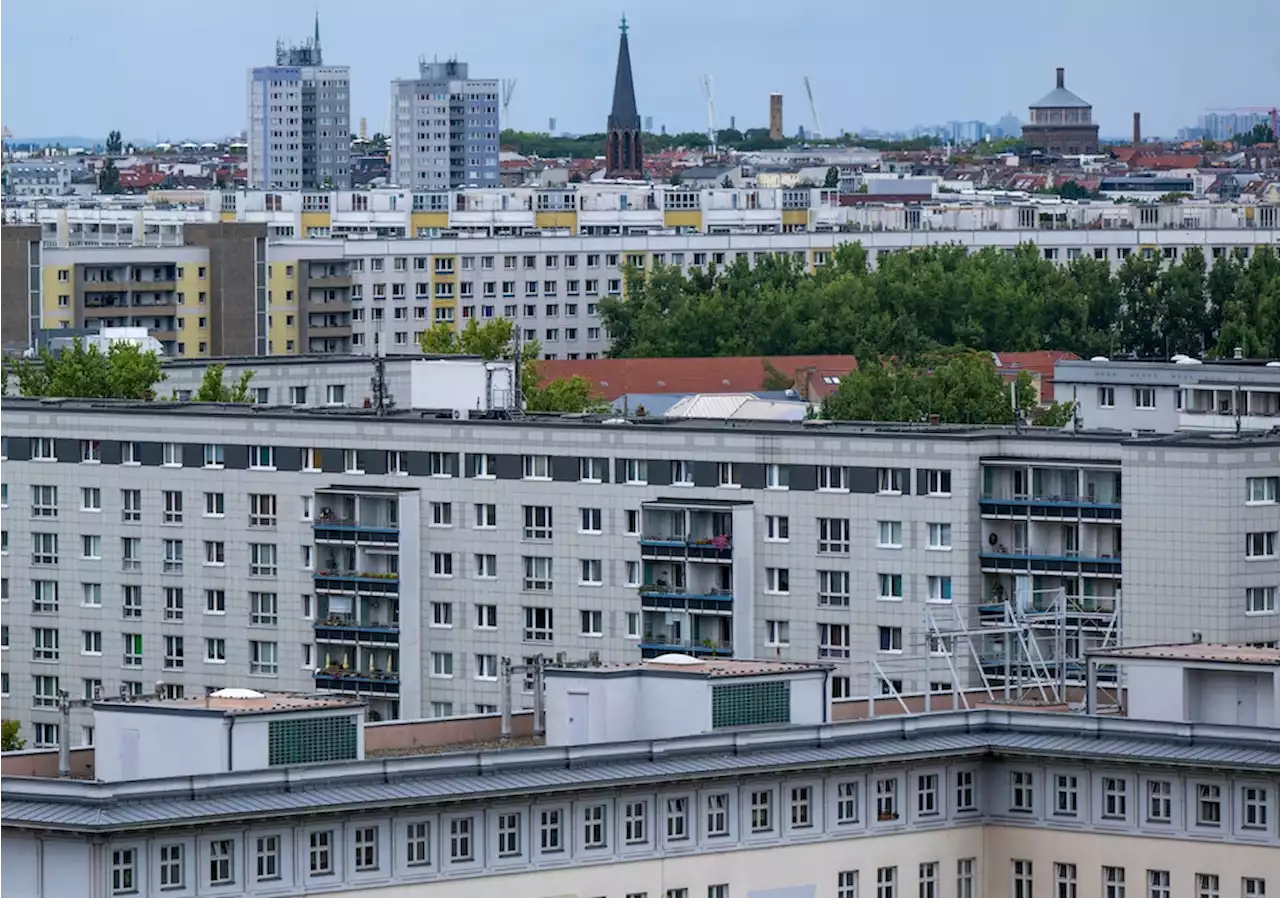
[1056,67,1065,89]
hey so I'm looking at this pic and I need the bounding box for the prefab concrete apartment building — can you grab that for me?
[390,60,501,190]
[2,396,1277,743]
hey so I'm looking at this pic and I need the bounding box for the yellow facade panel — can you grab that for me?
[534,211,578,232]
[411,211,450,232]
[781,209,809,227]
[219,211,237,222]
[299,211,332,232]
[663,210,703,231]
[42,266,71,320]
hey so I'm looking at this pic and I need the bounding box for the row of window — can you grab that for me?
[25,632,279,673]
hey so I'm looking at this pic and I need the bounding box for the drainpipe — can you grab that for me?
[226,716,236,772]
[499,657,513,741]
[58,691,72,778]
[532,656,546,737]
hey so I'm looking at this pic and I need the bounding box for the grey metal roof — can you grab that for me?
[1030,87,1092,109]
[5,712,1279,833]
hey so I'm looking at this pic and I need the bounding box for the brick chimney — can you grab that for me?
[1056,67,1065,90]
[1133,112,1142,147]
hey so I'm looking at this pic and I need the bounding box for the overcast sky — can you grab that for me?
[3,0,1278,142]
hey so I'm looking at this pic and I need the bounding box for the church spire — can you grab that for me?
[605,14,643,179]
[314,11,321,46]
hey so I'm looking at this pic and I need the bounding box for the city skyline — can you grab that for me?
[2,0,1277,143]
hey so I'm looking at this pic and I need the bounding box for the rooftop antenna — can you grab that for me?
[369,320,395,416]
[701,75,718,155]
[501,79,517,126]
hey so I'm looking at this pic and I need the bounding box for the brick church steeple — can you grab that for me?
[605,14,643,179]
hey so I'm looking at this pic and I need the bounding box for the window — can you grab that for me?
[626,510,640,534]
[819,570,851,607]
[474,503,497,528]
[582,804,608,848]
[539,809,564,853]
[877,520,903,548]
[523,505,553,539]
[163,635,183,669]
[1193,874,1217,898]
[818,517,850,553]
[919,862,938,898]
[1103,776,1128,818]
[877,866,897,898]
[766,463,790,489]
[789,787,813,829]
[1011,771,1034,811]
[1242,879,1265,898]
[670,459,694,484]
[205,589,226,615]
[123,634,142,666]
[1133,387,1156,409]
[203,444,225,467]
[766,515,790,541]
[431,652,454,678]
[163,539,183,573]
[917,774,939,816]
[83,630,103,655]
[431,602,454,627]
[308,830,333,875]
[326,385,346,406]
[1147,870,1170,898]
[878,626,903,653]
[33,532,59,565]
[927,522,952,549]
[819,622,850,659]
[1055,774,1079,815]
[81,487,101,511]
[1055,863,1077,898]
[121,442,140,464]
[111,848,137,895]
[250,543,278,577]
[159,843,184,889]
[927,576,953,603]
[523,556,553,592]
[1247,587,1277,614]
[405,822,430,866]
[354,826,378,871]
[666,797,690,840]
[716,462,740,486]
[879,573,904,600]
[32,437,56,460]
[203,492,225,517]
[255,835,280,881]
[766,567,790,593]
[1248,476,1278,504]
[208,839,234,885]
[625,801,648,844]
[204,541,225,565]
[249,446,275,469]
[704,793,730,836]
[476,604,498,629]
[431,552,454,577]
[833,781,860,824]
[523,454,551,479]
[1098,386,1115,408]
[579,457,605,482]
[924,469,952,495]
[523,605,553,640]
[249,494,277,527]
[579,560,603,586]
[1242,785,1269,829]
[878,468,905,493]
[33,674,60,706]
[1103,867,1126,898]
[952,770,976,811]
[579,507,603,533]
[162,442,181,466]
[1246,531,1276,559]
[475,654,498,680]
[497,812,521,857]
[1146,779,1171,822]
[766,620,790,647]
[1013,861,1034,898]
[206,638,226,662]
[623,459,648,484]
[83,583,102,607]
[33,580,59,613]
[31,485,58,517]
[817,465,847,491]
[580,609,603,635]
[749,789,773,832]
[165,588,184,621]
[1196,783,1222,825]
[876,777,898,820]
[121,489,141,523]
[82,440,102,463]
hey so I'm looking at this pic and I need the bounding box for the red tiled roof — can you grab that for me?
[992,350,1080,401]
[1132,154,1203,170]
[538,355,859,401]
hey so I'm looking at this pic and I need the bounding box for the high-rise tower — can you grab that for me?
[247,16,351,189]
[389,59,500,189]
[604,15,643,180]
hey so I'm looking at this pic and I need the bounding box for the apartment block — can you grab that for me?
[247,23,351,190]
[390,60,500,189]
[1,399,1276,740]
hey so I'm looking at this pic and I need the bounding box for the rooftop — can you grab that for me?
[93,689,364,717]
[1088,643,1280,666]
[4,710,1277,832]
[547,656,832,678]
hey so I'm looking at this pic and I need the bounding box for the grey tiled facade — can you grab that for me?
[2,401,1277,741]
[390,60,500,190]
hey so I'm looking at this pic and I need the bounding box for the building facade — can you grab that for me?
[4,188,1276,359]
[1,399,1277,740]
[2,710,1277,898]
[248,21,351,191]
[390,60,500,190]
[1021,68,1100,156]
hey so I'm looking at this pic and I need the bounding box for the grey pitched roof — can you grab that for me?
[1030,87,1092,109]
[5,712,1279,833]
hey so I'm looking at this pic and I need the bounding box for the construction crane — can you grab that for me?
[701,75,717,155]
[501,79,517,126]
[803,76,823,140]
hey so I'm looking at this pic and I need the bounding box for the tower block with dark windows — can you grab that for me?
[605,15,644,179]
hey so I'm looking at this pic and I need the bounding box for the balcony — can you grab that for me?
[639,534,732,562]
[312,569,400,596]
[308,272,352,288]
[639,585,733,613]
[979,549,1122,578]
[979,494,1121,522]
[314,668,400,694]
[639,633,733,658]
[313,618,399,646]
[313,517,399,548]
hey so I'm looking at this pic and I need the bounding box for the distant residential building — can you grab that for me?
[1197,111,1271,142]
[390,60,500,189]
[1021,67,1100,155]
[247,16,351,190]
[2,161,78,196]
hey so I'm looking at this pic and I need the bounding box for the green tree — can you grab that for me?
[105,129,123,155]
[1232,123,1276,146]
[525,374,606,413]
[98,159,122,194]
[418,322,459,354]
[823,166,840,188]
[1,719,26,752]
[6,340,164,399]
[192,363,255,402]
[1033,400,1076,428]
